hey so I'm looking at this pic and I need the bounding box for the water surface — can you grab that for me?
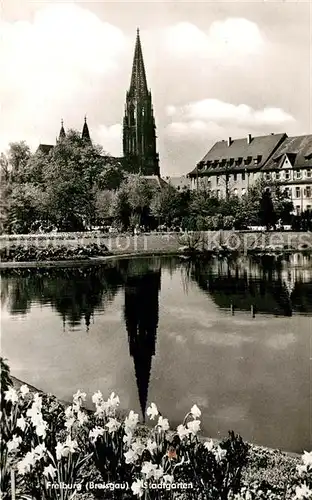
[1,254,311,452]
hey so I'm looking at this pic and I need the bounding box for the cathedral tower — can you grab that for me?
[123,29,159,176]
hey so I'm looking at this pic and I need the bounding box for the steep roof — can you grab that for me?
[59,120,66,140]
[82,117,91,143]
[142,175,169,190]
[188,133,287,176]
[36,144,54,155]
[262,134,312,170]
[129,28,148,97]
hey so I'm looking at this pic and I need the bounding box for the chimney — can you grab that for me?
[247,134,252,144]
[227,137,232,147]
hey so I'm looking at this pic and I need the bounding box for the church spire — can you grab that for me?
[82,116,91,143]
[129,28,148,97]
[59,119,66,141]
[123,29,160,176]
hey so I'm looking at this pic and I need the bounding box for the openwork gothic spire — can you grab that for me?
[58,119,66,141]
[123,29,159,176]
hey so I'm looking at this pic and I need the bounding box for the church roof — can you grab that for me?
[142,175,168,190]
[262,134,312,170]
[188,133,286,176]
[59,120,66,140]
[82,116,91,142]
[129,28,148,97]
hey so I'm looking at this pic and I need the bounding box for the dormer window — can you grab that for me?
[295,170,302,179]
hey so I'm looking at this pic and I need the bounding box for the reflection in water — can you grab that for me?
[185,253,312,316]
[123,262,161,421]
[1,253,311,452]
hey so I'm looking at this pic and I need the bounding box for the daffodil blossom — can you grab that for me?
[153,465,164,480]
[157,415,170,431]
[146,438,157,455]
[16,416,26,432]
[77,410,88,426]
[131,439,145,457]
[302,451,312,468]
[214,446,227,462]
[106,392,120,413]
[190,404,201,419]
[123,432,133,447]
[4,387,18,404]
[141,461,157,479]
[17,451,36,475]
[163,474,174,484]
[131,479,145,497]
[146,402,158,420]
[294,483,312,499]
[177,424,190,440]
[73,389,87,403]
[19,384,29,398]
[186,419,201,435]
[125,410,139,433]
[7,435,22,453]
[34,443,46,460]
[92,390,103,406]
[124,448,138,464]
[204,439,214,452]
[43,464,57,480]
[89,426,105,443]
[106,417,121,434]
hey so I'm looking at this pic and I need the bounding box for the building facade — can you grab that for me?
[188,133,312,213]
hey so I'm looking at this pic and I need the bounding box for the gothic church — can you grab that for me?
[38,29,160,178]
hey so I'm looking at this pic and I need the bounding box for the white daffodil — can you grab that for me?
[186,419,201,435]
[92,390,103,406]
[163,474,174,483]
[157,416,170,431]
[32,393,42,410]
[294,484,312,499]
[56,442,66,461]
[65,435,78,454]
[17,451,36,475]
[106,392,120,412]
[20,385,29,398]
[43,464,57,480]
[302,450,312,468]
[131,439,145,457]
[297,464,307,476]
[77,410,88,426]
[146,402,158,420]
[125,410,139,433]
[89,426,105,443]
[34,443,46,460]
[16,416,26,432]
[65,406,74,419]
[190,404,201,419]
[214,446,227,463]
[73,389,87,403]
[35,421,47,439]
[177,424,190,440]
[124,448,138,464]
[65,417,75,431]
[123,432,133,447]
[4,387,18,404]
[106,417,121,434]
[141,461,157,479]
[204,439,214,452]
[146,438,157,455]
[7,435,22,453]
[131,479,145,498]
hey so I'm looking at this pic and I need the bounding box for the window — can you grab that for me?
[296,206,300,215]
[295,170,302,179]
[306,186,311,198]
[285,169,290,180]
[296,187,301,198]
[307,205,311,211]
[275,172,280,180]
[242,172,246,181]
[265,172,271,181]
[216,176,219,186]
[233,173,237,182]
[307,169,311,178]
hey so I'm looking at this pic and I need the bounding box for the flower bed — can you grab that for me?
[0,243,111,262]
[1,360,311,500]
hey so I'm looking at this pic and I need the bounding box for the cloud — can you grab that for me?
[164,18,265,61]
[166,98,295,139]
[92,124,122,156]
[0,3,126,151]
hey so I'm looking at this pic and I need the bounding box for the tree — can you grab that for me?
[121,175,153,227]
[6,183,44,233]
[259,189,276,230]
[7,141,31,183]
[98,162,125,191]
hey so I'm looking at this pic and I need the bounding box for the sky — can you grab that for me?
[1,0,311,175]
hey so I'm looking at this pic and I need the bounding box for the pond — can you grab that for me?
[1,253,311,453]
